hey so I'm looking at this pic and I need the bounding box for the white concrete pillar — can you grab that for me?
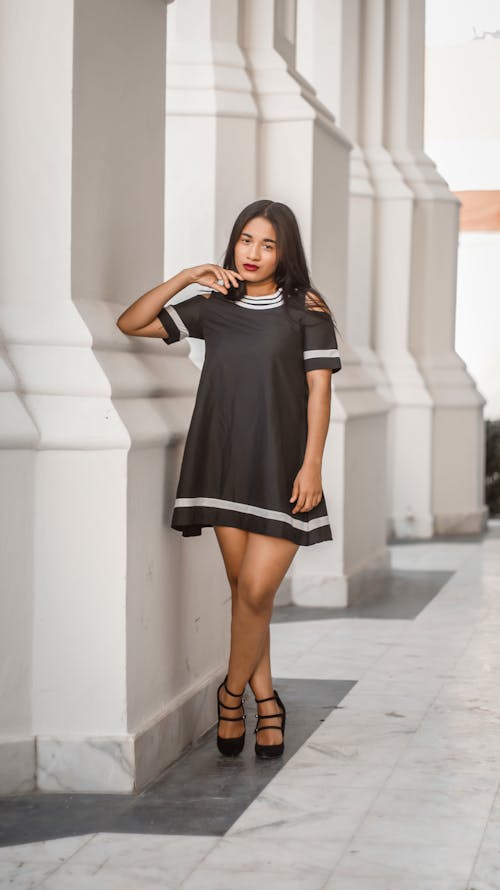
[0,0,228,795]
[298,0,380,361]
[165,0,257,270]
[297,0,393,592]
[164,0,259,373]
[385,0,487,533]
[242,0,390,606]
[354,0,434,539]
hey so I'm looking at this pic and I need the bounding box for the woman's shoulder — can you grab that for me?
[287,289,333,323]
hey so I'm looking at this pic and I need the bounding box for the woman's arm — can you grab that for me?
[116,264,243,338]
[116,269,194,337]
[290,369,332,514]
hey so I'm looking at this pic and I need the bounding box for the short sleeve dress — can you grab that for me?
[156,286,342,546]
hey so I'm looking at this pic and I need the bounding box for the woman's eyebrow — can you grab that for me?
[241,231,276,243]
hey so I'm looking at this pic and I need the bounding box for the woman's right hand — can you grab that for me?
[185,263,244,294]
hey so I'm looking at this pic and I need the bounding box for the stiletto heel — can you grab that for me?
[216,675,246,756]
[254,690,286,758]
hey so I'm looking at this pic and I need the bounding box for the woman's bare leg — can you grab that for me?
[213,526,250,740]
[213,526,298,745]
[247,625,285,745]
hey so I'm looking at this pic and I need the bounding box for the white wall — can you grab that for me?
[456,233,500,420]
[424,0,500,419]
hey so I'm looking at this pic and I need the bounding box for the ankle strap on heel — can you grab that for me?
[223,676,246,700]
[217,675,246,723]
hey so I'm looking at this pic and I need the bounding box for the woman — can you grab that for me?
[117,199,342,759]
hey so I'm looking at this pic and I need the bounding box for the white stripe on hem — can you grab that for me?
[174,496,331,532]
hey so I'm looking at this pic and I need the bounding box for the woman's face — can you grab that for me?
[233,216,279,289]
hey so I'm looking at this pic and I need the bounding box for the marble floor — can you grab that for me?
[1,523,499,889]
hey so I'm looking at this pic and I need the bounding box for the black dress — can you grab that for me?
[156,286,342,546]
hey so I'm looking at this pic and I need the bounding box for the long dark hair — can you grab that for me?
[218,199,338,330]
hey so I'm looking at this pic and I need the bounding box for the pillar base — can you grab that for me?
[390,512,435,540]
[0,738,35,796]
[290,546,391,608]
[0,669,225,795]
[434,506,489,537]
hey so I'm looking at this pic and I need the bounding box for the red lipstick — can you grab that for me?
[243,264,259,271]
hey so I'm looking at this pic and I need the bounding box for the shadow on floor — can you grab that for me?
[0,559,464,846]
[0,678,354,846]
[272,569,454,623]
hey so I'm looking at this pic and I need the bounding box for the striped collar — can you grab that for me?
[234,287,284,310]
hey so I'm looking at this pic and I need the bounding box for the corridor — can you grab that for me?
[1,524,499,889]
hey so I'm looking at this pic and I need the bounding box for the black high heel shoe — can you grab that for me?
[254,690,286,758]
[216,675,246,756]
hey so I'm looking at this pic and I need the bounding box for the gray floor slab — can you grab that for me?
[0,558,457,852]
[0,678,354,847]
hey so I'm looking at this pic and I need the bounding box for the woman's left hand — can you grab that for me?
[289,463,323,514]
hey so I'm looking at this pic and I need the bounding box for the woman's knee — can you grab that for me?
[236,578,275,615]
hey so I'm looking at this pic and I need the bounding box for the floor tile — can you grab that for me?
[323,840,476,889]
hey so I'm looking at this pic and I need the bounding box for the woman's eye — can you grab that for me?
[240,238,273,250]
